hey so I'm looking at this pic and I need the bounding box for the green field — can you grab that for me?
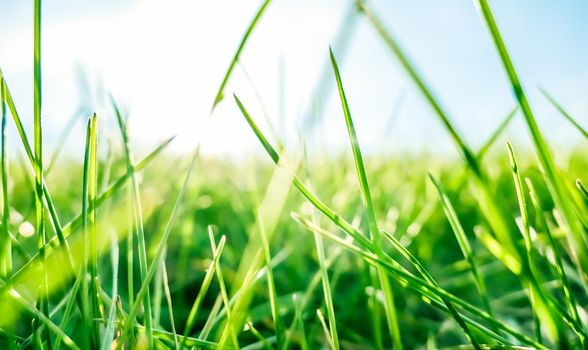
[2,0,588,349]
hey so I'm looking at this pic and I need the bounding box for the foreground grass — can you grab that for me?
[2,0,588,349]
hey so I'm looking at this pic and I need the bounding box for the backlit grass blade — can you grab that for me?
[210,0,272,112]
[474,0,588,289]
[506,142,549,342]
[316,309,336,350]
[117,149,198,347]
[207,226,239,349]
[82,114,100,348]
[357,0,522,267]
[0,74,10,277]
[576,180,588,200]
[33,1,52,347]
[257,211,284,348]
[331,48,480,349]
[0,70,77,280]
[429,174,493,317]
[308,205,339,350]
[525,177,586,344]
[541,89,588,140]
[101,234,119,350]
[356,2,478,175]
[330,48,402,349]
[161,257,179,350]
[179,236,227,350]
[302,2,358,132]
[477,107,517,159]
[112,96,154,347]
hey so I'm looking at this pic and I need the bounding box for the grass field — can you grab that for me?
[1,0,588,349]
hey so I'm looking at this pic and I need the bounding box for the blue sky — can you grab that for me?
[1,0,587,157]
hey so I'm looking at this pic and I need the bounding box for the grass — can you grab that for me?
[1,0,588,349]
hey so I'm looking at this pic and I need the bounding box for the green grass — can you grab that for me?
[1,1,588,349]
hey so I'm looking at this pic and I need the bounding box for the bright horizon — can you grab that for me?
[1,0,587,158]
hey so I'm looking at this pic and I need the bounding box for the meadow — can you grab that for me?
[1,0,588,349]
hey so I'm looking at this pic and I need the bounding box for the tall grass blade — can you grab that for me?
[0,74,10,277]
[117,149,198,347]
[541,89,588,140]
[429,175,493,317]
[111,96,154,347]
[525,177,586,345]
[207,226,240,349]
[179,235,227,350]
[331,49,483,349]
[329,48,402,349]
[357,0,522,268]
[474,0,588,289]
[101,235,119,350]
[211,0,272,112]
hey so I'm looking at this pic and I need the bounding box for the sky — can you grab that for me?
[0,0,587,159]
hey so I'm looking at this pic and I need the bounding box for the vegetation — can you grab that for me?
[1,0,587,349]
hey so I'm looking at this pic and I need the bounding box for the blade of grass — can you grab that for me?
[506,142,552,343]
[474,0,588,290]
[161,256,179,350]
[311,218,339,350]
[111,96,153,347]
[33,1,52,347]
[210,0,272,112]
[316,309,336,350]
[525,177,586,344]
[101,233,119,350]
[357,0,523,268]
[82,114,100,348]
[331,48,481,349]
[179,235,227,350]
[115,149,198,348]
[257,210,284,348]
[0,73,10,277]
[428,175,493,318]
[208,226,240,349]
[330,48,402,349]
[540,89,588,141]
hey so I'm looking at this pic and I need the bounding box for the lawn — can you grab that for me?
[1,0,588,349]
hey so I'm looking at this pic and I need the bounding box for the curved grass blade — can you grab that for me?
[179,236,227,350]
[330,48,402,349]
[429,175,493,318]
[0,74,10,277]
[541,89,588,140]
[208,226,239,349]
[116,149,198,347]
[525,177,586,344]
[111,96,154,347]
[506,142,549,342]
[82,115,100,348]
[474,0,588,290]
[101,234,120,350]
[211,0,272,113]
[331,48,481,349]
[357,0,522,267]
